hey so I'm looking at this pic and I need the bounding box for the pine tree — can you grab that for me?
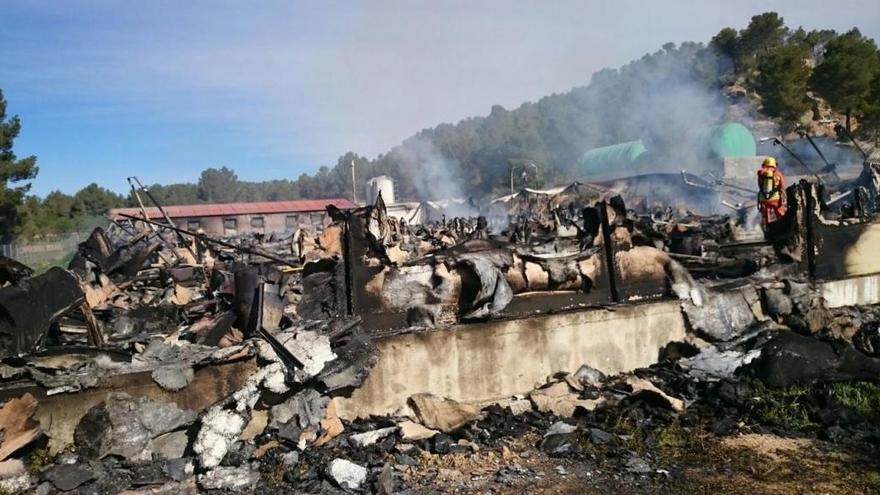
[0,89,38,239]
[810,29,880,132]
[755,45,812,123]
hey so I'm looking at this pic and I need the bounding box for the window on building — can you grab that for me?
[186,219,201,231]
[310,212,325,233]
[250,216,264,229]
[223,218,237,235]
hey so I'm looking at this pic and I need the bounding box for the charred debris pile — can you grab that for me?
[0,162,878,493]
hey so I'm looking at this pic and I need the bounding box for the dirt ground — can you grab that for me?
[396,430,880,495]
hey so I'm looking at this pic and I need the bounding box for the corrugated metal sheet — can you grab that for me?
[109,198,356,219]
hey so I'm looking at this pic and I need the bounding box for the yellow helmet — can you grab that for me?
[762,157,777,168]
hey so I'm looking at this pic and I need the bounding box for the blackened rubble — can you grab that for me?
[0,161,877,493]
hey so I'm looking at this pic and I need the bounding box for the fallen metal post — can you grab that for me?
[770,138,822,183]
[128,176,199,260]
[798,129,841,181]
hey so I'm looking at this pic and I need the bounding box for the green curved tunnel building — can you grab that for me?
[577,121,758,181]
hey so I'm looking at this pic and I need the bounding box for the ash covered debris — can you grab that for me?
[0,206,383,493]
[0,160,878,493]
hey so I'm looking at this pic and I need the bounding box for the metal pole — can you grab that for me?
[351,160,357,205]
[510,165,515,194]
[128,180,157,233]
[128,176,198,259]
[771,138,822,183]
[799,129,841,181]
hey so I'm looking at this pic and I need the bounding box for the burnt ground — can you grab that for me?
[396,429,880,495]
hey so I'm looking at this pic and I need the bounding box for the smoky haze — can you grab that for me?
[4,1,878,195]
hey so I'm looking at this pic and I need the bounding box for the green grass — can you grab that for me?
[751,381,818,430]
[25,446,54,475]
[656,421,689,457]
[750,380,880,431]
[824,382,880,420]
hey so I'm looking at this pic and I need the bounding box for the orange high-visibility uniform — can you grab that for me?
[757,164,786,226]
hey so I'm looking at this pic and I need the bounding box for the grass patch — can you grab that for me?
[25,446,53,475]
[612,415,648,454]
[751,381,818,430]
[656,421,689,460]
[857,468,880,490]
[262,460,286,487]
[750,380,880,431]
[823,382,880,420]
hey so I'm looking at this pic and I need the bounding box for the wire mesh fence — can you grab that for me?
[0,232,87,268]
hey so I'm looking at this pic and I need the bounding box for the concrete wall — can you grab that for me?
[336,300,686,419]
[842,223,880,278]
[819,273,880,308]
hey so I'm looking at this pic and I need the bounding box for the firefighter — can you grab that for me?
[757,156,786,226]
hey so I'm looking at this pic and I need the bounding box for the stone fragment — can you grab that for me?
[150,431,189,460]
[764,289,792,317]
[162,458,193,482]
[151,365,195,392]
[348,426,397,448]
[804,298,834,334]
[280,451,299,466]
[398,420,439,441]
[43,463,95,492]
[508,398,532,416]
[327,458,367,490]
[539,421,578,455]
[75,392,197,462]
[625,455,652,474]
[269,389,328,430]
[377,463,394,495]
[588,428,613,445]
[408,393,481,433]
[198,466,260,491]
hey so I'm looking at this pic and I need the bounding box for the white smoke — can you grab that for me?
[388,136,466,201]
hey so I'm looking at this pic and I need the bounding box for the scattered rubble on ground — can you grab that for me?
[0,161,878,493]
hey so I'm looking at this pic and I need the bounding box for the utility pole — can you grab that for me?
[351,160,358,204]
[509,164,515,194]
[510,162,539,194]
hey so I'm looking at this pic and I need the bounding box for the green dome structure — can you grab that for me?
[709,122,756,158]
[578,140,647,177]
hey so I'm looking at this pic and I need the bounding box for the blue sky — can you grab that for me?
[2,0,879,196]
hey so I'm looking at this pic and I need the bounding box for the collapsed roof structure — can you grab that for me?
[0,145,879,492]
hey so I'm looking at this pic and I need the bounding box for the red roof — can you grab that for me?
[109,198,356,219]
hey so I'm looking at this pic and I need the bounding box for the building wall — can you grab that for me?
[336,300,686,419]
[172,211,331,236]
